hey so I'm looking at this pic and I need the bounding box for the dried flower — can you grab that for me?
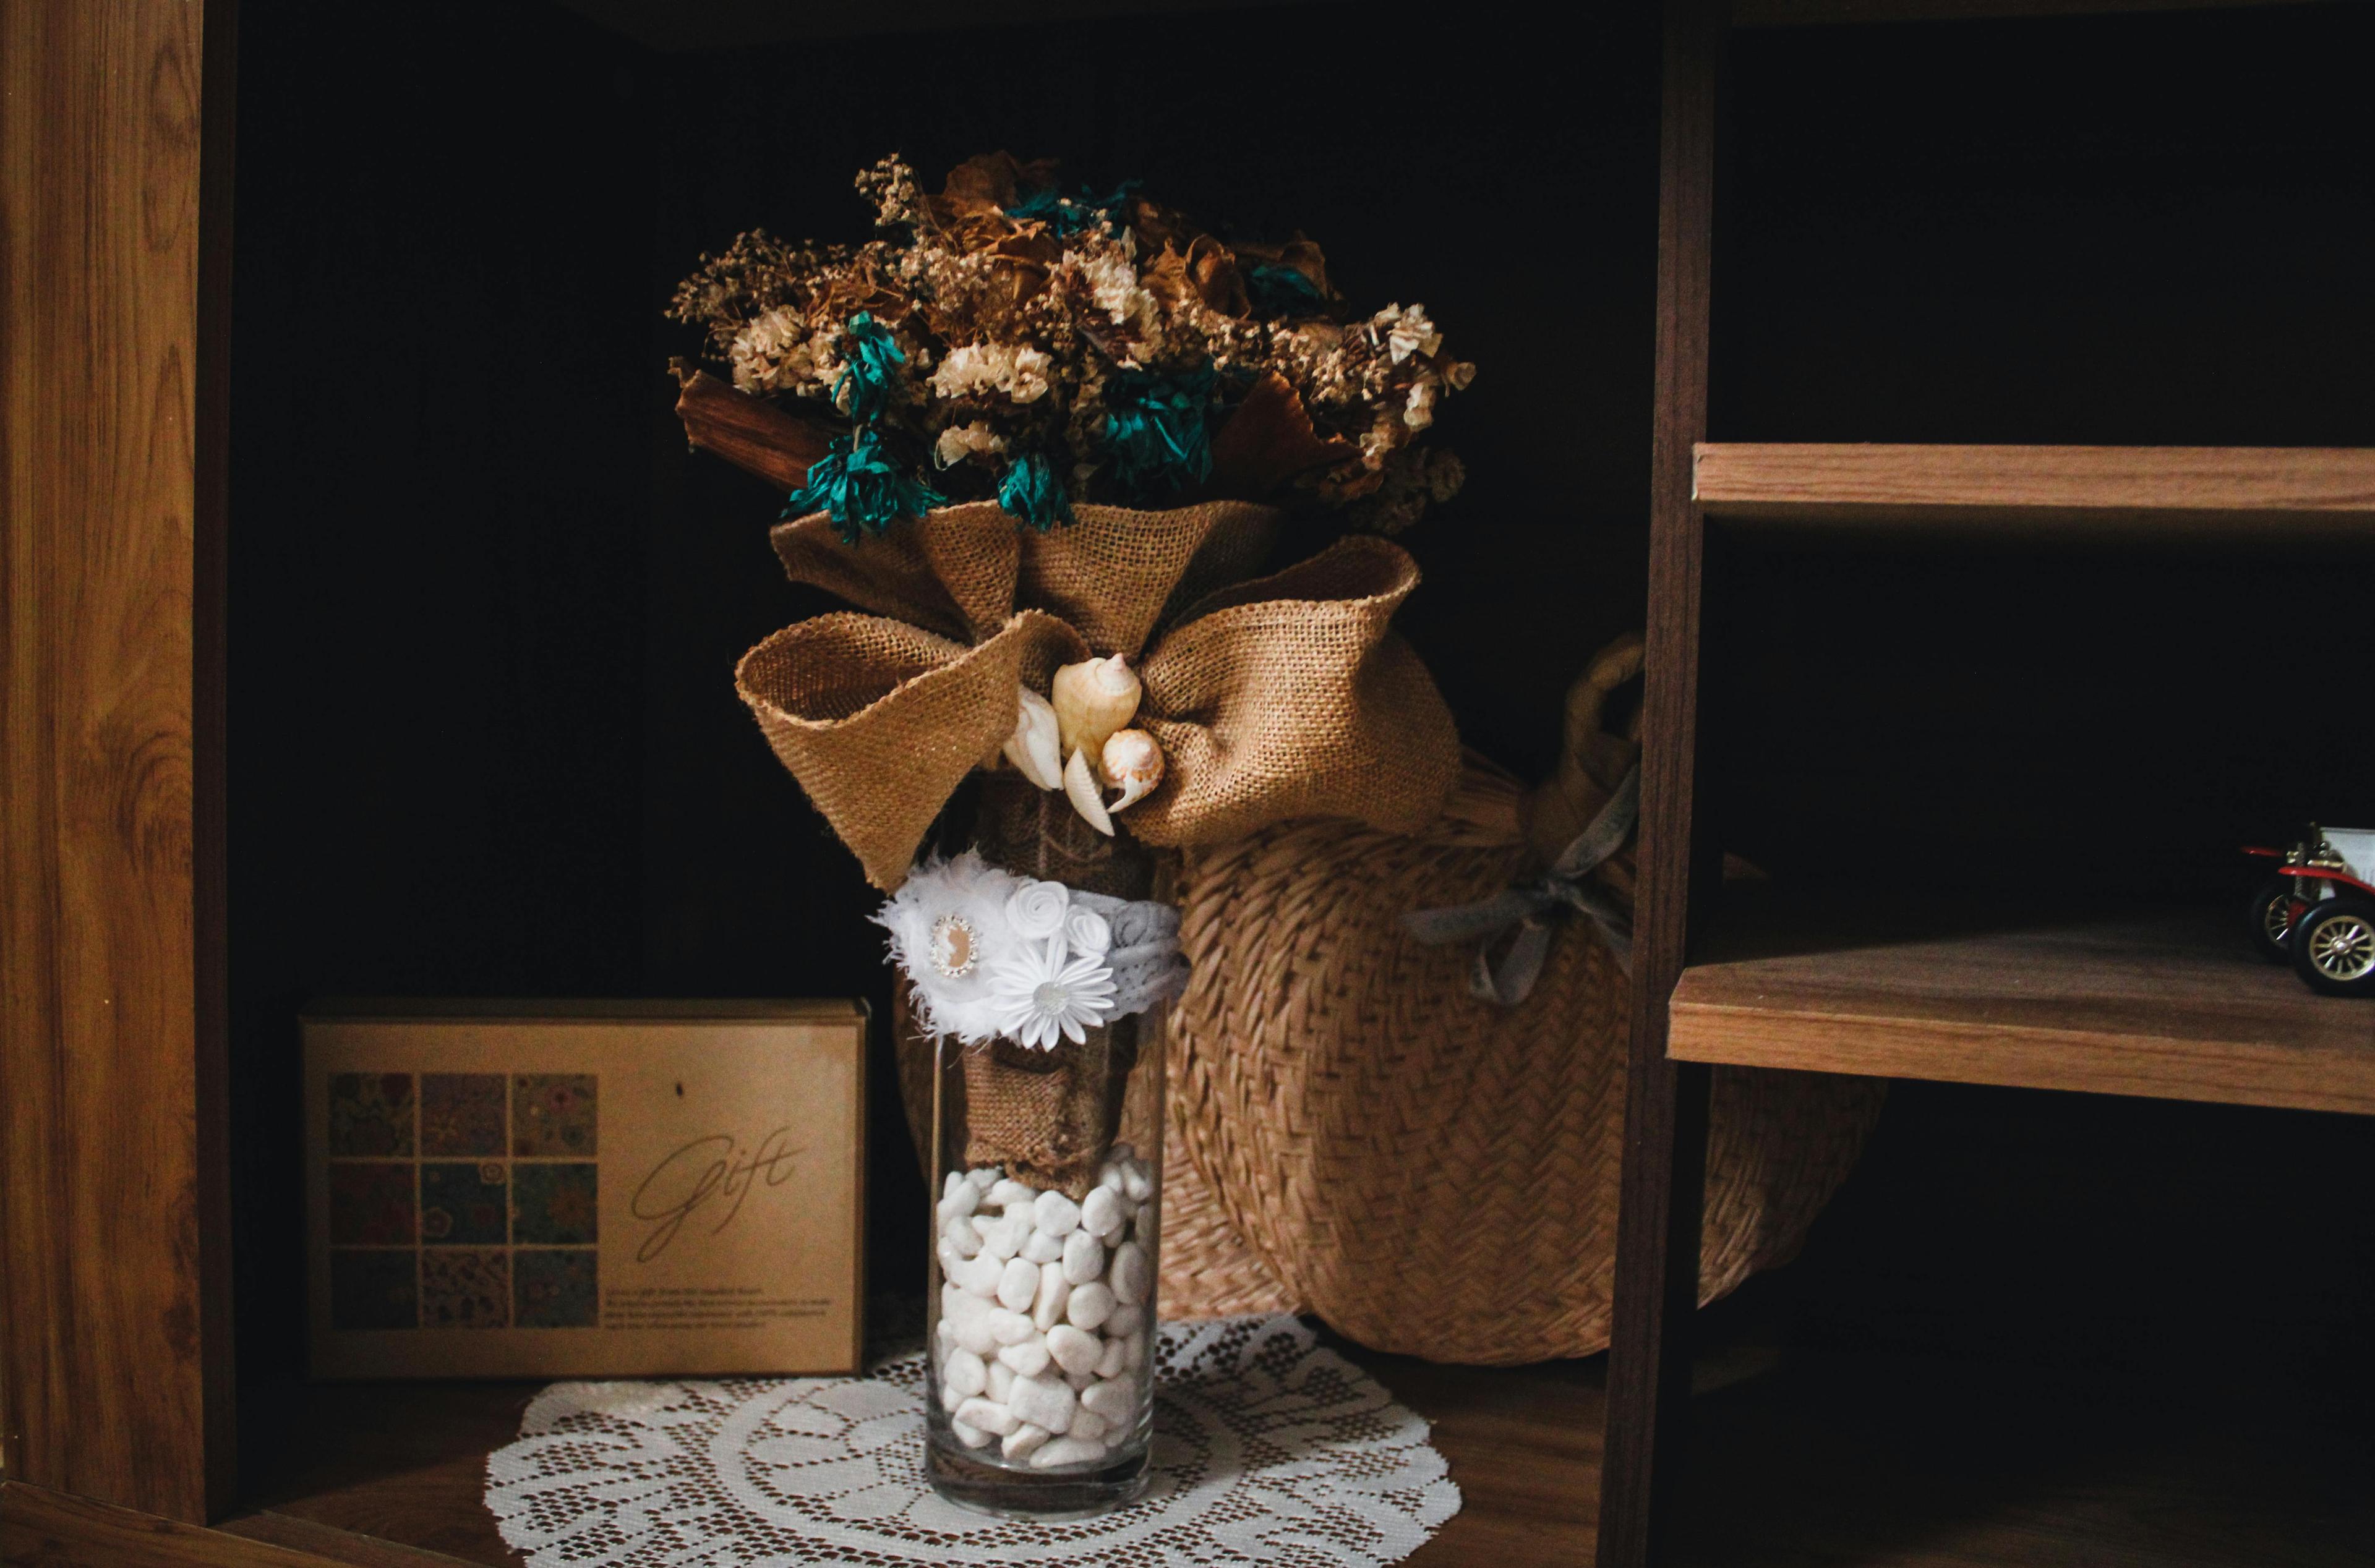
[669,153,1474,536]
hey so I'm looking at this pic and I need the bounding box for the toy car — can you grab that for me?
[2242,824,2375,995]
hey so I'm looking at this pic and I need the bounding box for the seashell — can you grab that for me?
[1001,686,1063,791]
[1100,728,1164,812]
[1063,747,1115,837]
[1050,655,1140,761]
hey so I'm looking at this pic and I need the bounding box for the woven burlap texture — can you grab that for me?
[1165,644,1886,1365]
[734,502,1461,889]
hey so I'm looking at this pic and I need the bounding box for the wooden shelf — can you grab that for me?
[1669,902,2375,1115]
[1693,443,2375,532]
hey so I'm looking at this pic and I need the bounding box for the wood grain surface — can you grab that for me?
[1,0,234,1523]
[1695,443,2375,529]
[1671,905,2375,1115]
[203,1336,2375,1568]
[1,1483,333,1568]
[1597,1,1726,1564]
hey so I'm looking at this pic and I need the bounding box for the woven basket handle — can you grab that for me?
[1522,633,1644,867]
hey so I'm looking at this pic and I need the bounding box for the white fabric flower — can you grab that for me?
[1064,906,1111,958]
[985,940,1117,1049]
[875,853,1027,1042]
[1006,880,1071,943]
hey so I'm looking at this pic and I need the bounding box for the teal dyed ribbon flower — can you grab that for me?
[784,424,946,543]
[1247,263,1325,317]
[1006,177,1140,237]
[1103,364,1215,501]
[998,451,1075,532]
[833,312,907,424]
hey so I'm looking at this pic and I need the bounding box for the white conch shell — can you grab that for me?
[1063,746,1114,836]
[1100,728,1164,812]
[1001,686,1063,791]
[1050,655,1140,761]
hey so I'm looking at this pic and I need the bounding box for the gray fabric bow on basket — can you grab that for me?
[1401,765,1638,1006]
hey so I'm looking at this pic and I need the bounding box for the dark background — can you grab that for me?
[225,0,2373,1495]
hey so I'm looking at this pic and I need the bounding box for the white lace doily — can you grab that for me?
[486,1315,1460,1567]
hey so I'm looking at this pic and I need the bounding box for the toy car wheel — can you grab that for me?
[2291,898,2375,996]
[2244,877,2302,962]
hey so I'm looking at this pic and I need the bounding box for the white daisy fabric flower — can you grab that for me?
[986,940,1118,1050]
[1006,880,1072,943]
[875,853,1028,1042]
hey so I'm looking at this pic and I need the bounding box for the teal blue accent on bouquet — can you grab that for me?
[1103,364,1215,501]
[998,451,1076,532]
[784,424,946,543]
[833,312,907,424]
[1247,263,1325,317]
[1007,178,1140,237]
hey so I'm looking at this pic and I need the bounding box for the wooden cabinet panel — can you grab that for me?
[1,0,233,1523]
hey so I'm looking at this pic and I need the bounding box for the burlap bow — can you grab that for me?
[735,499,1461,889]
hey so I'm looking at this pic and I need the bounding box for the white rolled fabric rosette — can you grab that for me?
[876,852,1186,1049]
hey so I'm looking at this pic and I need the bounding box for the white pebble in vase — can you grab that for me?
[1002,1422,1051,1462]
[1030,1436,1106,1469]
[1064,1282,1115,1332]
[1046,1324,1101,1377]
[952,1417,991,1449]
[1032,1265,1070,1331]
[987,1308,1036,1345]
[954,1397,1019,1436]
[1006,1373,1077,1435]
[998,1338,1051,1378]
[1032,1189,1082,1238]
[986,1359,1016,1403]
[1061,1228,1104,1284]
[944,1348,987,1399]
[1079,1185,1125,1240]
[1019,1230,1064,1264]
[1108,1242,1150,1306]
[1094,1336,1126,1379]
[1079,1376,1134,1423]
[996,1257,1040,1313]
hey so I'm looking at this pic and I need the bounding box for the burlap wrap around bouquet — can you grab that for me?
[736,499,1459,893]
[736,498,1460,1196]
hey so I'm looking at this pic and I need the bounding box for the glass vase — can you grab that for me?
[923,1004,1165,1517]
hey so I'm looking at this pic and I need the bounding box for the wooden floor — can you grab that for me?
[208,1330,2375,1567]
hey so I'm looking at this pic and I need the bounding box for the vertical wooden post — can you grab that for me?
[1598,0,1724,1562]
[1,0,237,1523]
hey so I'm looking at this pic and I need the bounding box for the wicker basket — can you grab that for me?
[1162,638,1885,1363]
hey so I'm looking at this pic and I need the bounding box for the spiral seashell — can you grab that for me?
[1001,685,1063,791]
[1050,655,1140,762]
[1100,728,1165,812]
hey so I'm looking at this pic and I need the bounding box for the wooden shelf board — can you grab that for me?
[1671,903,2375,1114]
[1693,443,2375,532]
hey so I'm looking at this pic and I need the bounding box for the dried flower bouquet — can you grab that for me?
[670,153,1474,540]
[671,152,1471,1512]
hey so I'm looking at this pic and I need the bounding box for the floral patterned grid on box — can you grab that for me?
[422,1161,509,1246]
[512,1073,596,1157]
[328,1161,416,1246]
[421,1072,507,1157]
[328,1071,415,1157]
[330,1249,418,1331]
[422,1248,511,1329]
[513,1162,598,1245]
[515,1248,598,1328]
